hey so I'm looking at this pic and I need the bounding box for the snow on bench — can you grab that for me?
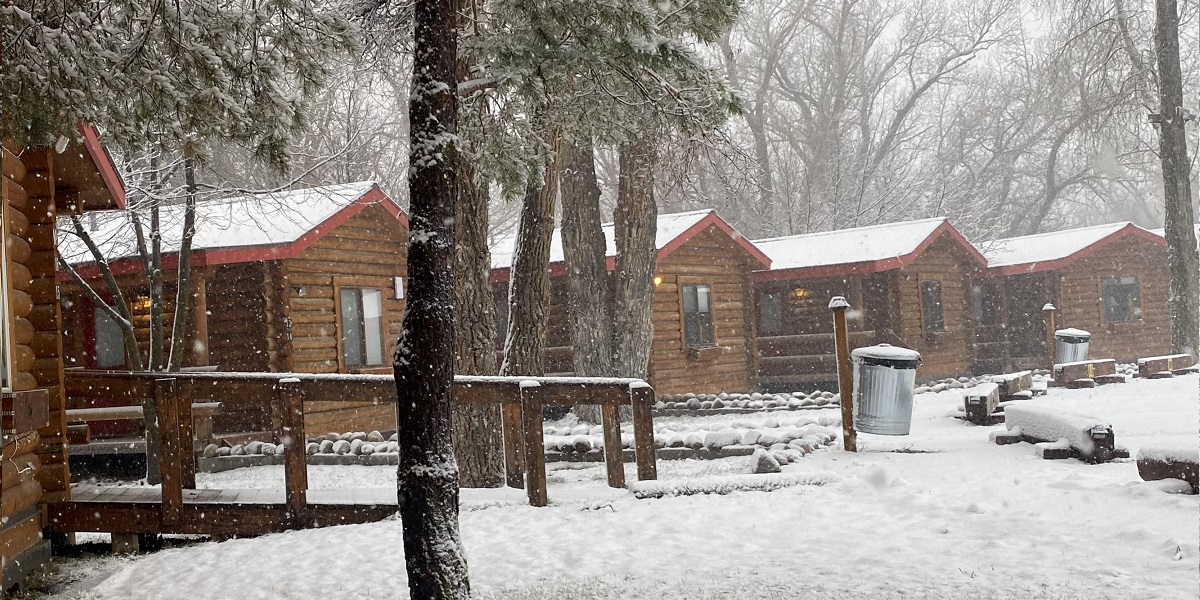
[1136,354,1197,379]
[961,383,1001,425]
[1137,444,1199,493]
[993,404,1127,463]
[1053,359,1122,388]
[628,472,838,499]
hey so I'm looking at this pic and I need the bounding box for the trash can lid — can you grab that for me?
[1054,328,1091,343]
[851,344,921,368]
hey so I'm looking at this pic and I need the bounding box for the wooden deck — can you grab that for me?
[48,484,398,536]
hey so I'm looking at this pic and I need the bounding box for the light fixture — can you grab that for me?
[653,276,663,287]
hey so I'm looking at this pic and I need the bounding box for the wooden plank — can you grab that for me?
[520,385,548,507]
[155,379,183,525]
[278,379,309,525]
[631,385,657,481]
[502,402,524,489]
[601,404,625,489]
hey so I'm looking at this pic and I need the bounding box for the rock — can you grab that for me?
[230,444,246,456]
[684,433,705,450]
[654,401,667,410]
[683,393,696,399]
[667,435,686,448]
[740,430,762,445]
[570,425,590,436]
[931,383,948,393]
[947,381,963,389]
[388,441,398,453]
[712,399,725,409]
[588,425,604,436]
[333,440,351,455]
[367,431,385,443]
[700,400,714,409]
[572,436,593,453]
[305,442,319,456]
[349,432,368,442]
[246,441,264,455]
[216,446,231,457]
[350,439,364,454]
[771,451,791,467]
[319,440,334,454]
[958,377,970,383]
[261,443,277,456]
[704,430,742,450]
[820,391,834,399]
[202,444,219,458]
[914,386,931,394]
[768,443,789,453]
[325,432,340,442]
[751,448,782,474]
[757,431,782,446]
[361,443,376,455]
[686,398,702,410]
[389,433,398,442]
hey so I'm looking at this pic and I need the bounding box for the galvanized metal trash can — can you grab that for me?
[1054,328,1091,364]
[851,344,921,435]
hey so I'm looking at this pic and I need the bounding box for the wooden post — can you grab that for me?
[502,402,524,489]
[278,378,308,526]
[600,404,625,489]
[178,393,196,491]
[519,383,548,507]
[830,296,857,452]
[154,378,183,525]
[1043,303,1057,369]
[630,384,657,481]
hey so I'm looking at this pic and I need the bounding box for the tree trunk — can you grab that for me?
[612,137,659,379]
[452,155,504,488]
[166,150,198,371]
[1154,0,1200,359]
[560,138,613,423]
[499,128,562,378]
[394,0,470,595]
[149,202,165,372]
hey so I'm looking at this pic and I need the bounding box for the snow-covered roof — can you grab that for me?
[978,222,1163,274]
[59,181,404,268]
[490,209,768,271]
[750,218,983,281]
[1148,224,1200,247]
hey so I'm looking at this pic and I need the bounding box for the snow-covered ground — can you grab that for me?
[32,375,1199,600]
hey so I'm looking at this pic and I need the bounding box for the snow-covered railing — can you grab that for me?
[64,369,658,510]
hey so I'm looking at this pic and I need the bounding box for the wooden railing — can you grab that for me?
[64,370,658,511]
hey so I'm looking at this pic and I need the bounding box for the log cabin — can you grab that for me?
[57,182,409,436]
[490,209,772,395]
[750,218,988,390]
[973,222,1170,372]
[2,126,126,589]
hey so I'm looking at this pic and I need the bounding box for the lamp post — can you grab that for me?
[830,296,856,452]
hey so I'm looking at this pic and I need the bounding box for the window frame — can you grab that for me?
[0,199,12,392]
[679,281,716,350]
[1101,275,1141,324]
[89,300,129,369]
[919,278,946,333]
[334,278,388,372]
[758,290,783,336]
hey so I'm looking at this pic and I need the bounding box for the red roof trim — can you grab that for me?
[65,185,407,279]
[989,223,1167,276]
[77,123,127,209]
[489,211,770,284]
[750,220,985,283]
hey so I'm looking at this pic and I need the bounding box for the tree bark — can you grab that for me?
[166,150,198,371]
[560,138,613,423]
[394,0,471,595]
[499,128,562,378]
[452,155,504,488]
[612,137,659,379]
[1154,0,1200,359]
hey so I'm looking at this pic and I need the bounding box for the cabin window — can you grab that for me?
[682,284,715,348]
[93,307,127,369]
[0,215,10,391]
[340,288,385,367]
[1102,276,1140,323]
[759,291,783,336]
[920,280,945,332]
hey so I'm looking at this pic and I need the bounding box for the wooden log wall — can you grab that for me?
[281,205,407,434]
[894,234,979,380]
[1054,235,1170,362]
[206,263,270,373]
[648,227,755,395]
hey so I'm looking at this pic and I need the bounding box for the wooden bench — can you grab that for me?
[1136,445,1198,493]
[1052,359,1121,388]
[992,404,1128,463]
[1136,354,1197,379]
[65,402,224,445]
[962,383,1001,425]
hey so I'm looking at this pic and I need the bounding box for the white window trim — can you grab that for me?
[1,199,13,392]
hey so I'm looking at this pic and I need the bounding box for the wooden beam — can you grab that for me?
[519,384,547,507]
[601,404,625,489]
[278,379,308,526]
[154,379,183,525]
[631,384,657,481]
